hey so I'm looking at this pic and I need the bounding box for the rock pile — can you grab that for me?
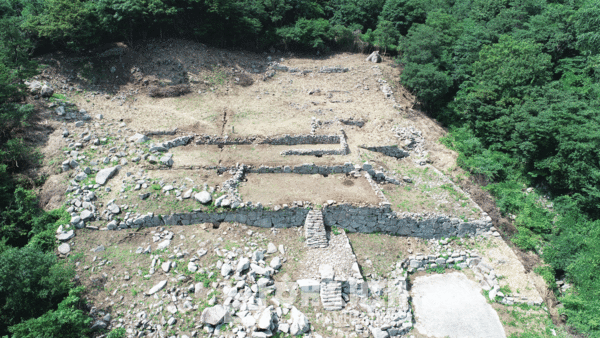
[392,126,427,165]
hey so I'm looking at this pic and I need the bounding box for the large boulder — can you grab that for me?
[201,304,227,326]
[56,230,74,241]
[366,51,382,63]
[370,327,389,338]
[236,257,250,273]
[257,308,275,330]
[290,307,310,335]
[26,81,42,94]
[96,166,118,185]
[58,243,70,254]
[41,85,54,98]
[194,191,212,204]
[221,263,232,276]
[129,133,149,143]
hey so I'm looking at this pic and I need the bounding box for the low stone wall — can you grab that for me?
[121,207,309,229]
[195,134,340,146]
[323,205,492,238]
[281,148,347,156]
[248,163,355,174]
[281,129,349,156]
[359,145,409,159]
[399,254,543,306]
[117,204,492,239]
[319,66,349,73]
[364,172,390,205]
[145,128,178,136]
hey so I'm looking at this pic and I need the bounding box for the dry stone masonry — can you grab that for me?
[359,145,409,160]
[195,134,340,146]
[280,129,349,156]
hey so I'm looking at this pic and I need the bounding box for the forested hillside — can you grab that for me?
[0,0,599,336]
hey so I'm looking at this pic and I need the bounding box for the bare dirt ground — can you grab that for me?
[27,38,567,337]
[239,173,380,206]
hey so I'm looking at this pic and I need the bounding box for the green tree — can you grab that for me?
[8,286,91,338]
[0,246,75,335]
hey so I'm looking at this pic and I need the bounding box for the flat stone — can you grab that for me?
[157,240,170,250]
[80,210,93,220]
[242,314,256,327]
[56,230,75,241]
[319,264,335,280]
[92,245,105,253]
[107,204,120,214]
[147,280,167,295]
[369,328,389,338]
[96,166,118,185]
[297,279,320,293]
[58,243,70,254]
[129,133,149,143]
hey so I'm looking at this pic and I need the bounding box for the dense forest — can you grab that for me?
[0,0,599,336]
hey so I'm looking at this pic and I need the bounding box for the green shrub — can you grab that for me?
[8,286,91,338]
[0,246,75,335]
[107,327,126,338]
[276,18,333,50]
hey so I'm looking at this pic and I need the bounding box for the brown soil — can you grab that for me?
[347,233,430,278]
[239,173,380,205]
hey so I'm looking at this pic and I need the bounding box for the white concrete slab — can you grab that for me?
[411,272,506,338]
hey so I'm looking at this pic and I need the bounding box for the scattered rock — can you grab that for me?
[147,280,167,295]
[201,304,227,326]
[194,191,212,204]
[267,242,277,254]
[96,166,119,185]
[58,243,70,254]
[56,230,75,241]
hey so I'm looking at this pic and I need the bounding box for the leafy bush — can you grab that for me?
[0,246,75,335]
[276,18,333,50]
[107,327,127,338]
[8,286,91,338]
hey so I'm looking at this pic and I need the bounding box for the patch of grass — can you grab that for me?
[194,271,218,288]
[69,252,85,263]
[49,93,68,102]
[107,327,126,338]
[499,285,512,295]
[426,265,446,274]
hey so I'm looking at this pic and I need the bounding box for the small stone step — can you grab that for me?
[321,280,344,311]
[305,209,327,248]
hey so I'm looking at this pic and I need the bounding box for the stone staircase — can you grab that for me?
[305,209,328,248]
[320,280,344,311]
